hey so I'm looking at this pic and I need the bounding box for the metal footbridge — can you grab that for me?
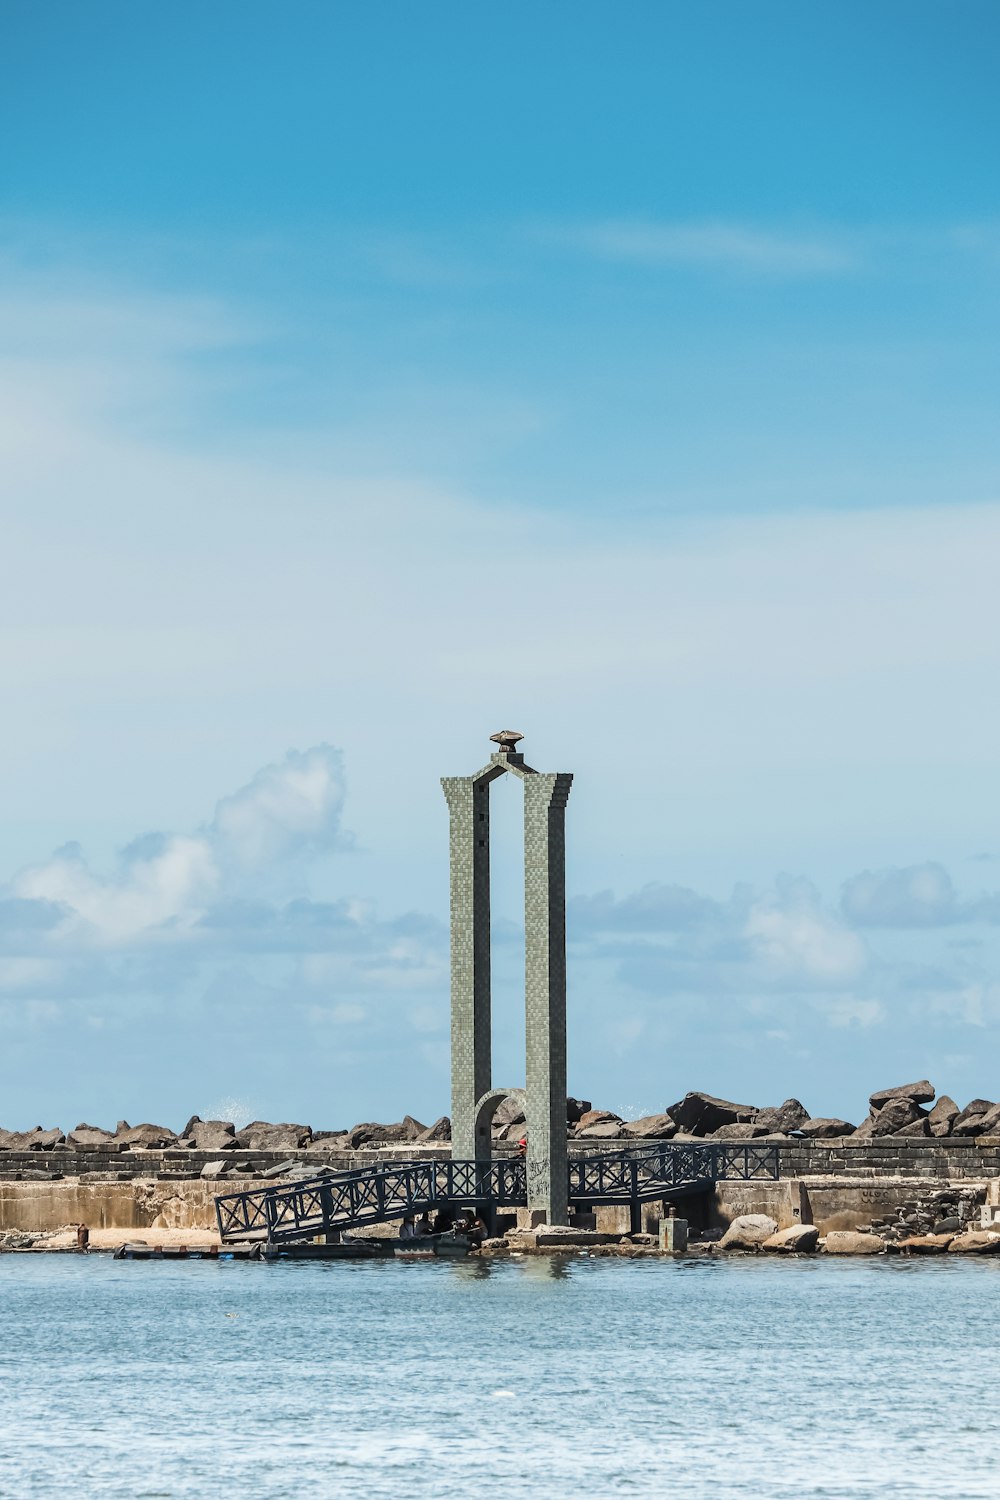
[215,1140,780,1245]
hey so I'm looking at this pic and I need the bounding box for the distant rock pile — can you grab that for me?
[561,1080,1000,1144]
[0,1115,453,1152]
[1,1080,997,1152]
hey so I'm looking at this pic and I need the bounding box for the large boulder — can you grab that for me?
[955,1097,994,1122]
[896,1118,931,1138]
[928,1095,960,1137]
[576,1120,623,1140]
[952,1100,995,1137]
[621,1113,677,1139]
[848,1116,877,1141]
[972,1102,1000,1137]
[952,1115,989,1138]
[870,1098,924,1135]
[798,1117,855,1139]
[755,1099,810,1134]
[948,1231,1000,1255]
[763,1225,819,1253]
[413,1115,451,1144]
[181,1120,236,1151]
[869,1080,935,1110]
[234,1121,313,1151]
[712,1122,770,1140]
[718,1214,777,1250]
[566,1097,592,1124]
[115,1123,177,1149]
[823,1231,884,1255]
[66,1124,116,1149]
[345,1121,415,1149]
[0,1127,64,1150]
[896,1233,954,1254]
[576,1109,622,1130]
[666,1092,757,1137]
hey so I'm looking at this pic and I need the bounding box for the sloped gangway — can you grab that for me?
[215,1141,780,1245]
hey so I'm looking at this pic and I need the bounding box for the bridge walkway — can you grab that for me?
[215,1141,780,1245]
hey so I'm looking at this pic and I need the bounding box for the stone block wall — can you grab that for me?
[775,1137,1000,1179]
[3,1137,1000,1237]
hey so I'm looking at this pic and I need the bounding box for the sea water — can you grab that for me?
[1,1252,997,1498]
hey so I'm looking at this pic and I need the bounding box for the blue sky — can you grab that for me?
[2,3,1000,1130]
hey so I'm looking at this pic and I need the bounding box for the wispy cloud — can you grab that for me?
[841,862,1000,929]
[546,218,858,275]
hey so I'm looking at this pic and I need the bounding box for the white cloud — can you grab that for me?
[8,745,349,946]
[549,219,856,275]
[575,875,869,992]
[210,744,350,869]
[14,834,217,944]
[841,862,959,928]
[744,887,867,984]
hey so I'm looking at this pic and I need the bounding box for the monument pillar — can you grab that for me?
[523,772,573,1224]
[442,733,573,1224]
[442,770,500,1162]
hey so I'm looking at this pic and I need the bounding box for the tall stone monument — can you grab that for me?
[442,732,573,1225]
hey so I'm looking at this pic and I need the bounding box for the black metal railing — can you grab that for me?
[215,1140,780,1244]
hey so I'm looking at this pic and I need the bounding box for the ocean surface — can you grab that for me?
[2,1251,998,1498]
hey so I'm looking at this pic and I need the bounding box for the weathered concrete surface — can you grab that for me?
[710,1175,989,1236]
[659,1216,688,1252]
[3,1136,1000,1237]
[0,1177,261,1234]
[710,1180,811,1232]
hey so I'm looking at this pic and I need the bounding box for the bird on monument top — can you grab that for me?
[490,730,523,754]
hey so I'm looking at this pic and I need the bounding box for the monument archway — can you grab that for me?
[442,732,573,1225]
[473,1087,528,1155]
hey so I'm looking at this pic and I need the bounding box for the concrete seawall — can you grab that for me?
[2,1137,999,1238]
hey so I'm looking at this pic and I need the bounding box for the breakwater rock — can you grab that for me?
[2,1079,998,1156]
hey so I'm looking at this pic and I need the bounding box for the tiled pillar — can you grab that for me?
[441,772,496,1161]
[443,745,573,1224]
[524,772,573,1224]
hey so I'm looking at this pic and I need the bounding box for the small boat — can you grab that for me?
[262,1239,395,1262]
[394,1231,472,1260]
[113,1243,255,1261]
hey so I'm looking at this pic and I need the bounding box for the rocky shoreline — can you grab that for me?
[4,1078,1000,1256]
[3,1076,994,1159]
